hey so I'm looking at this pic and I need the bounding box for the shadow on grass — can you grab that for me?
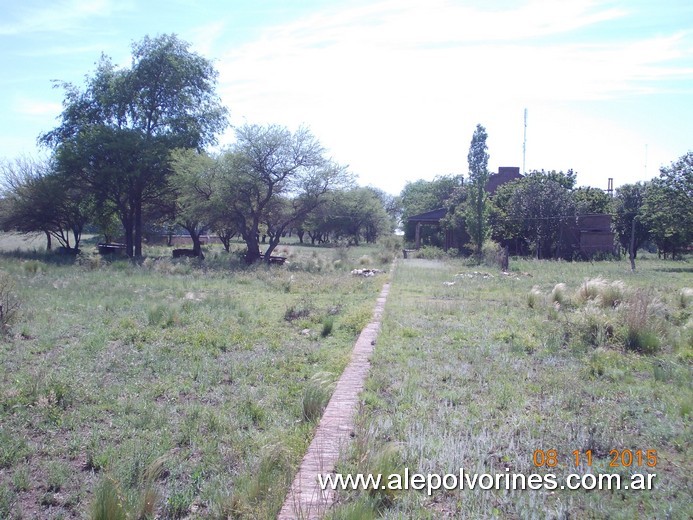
[652,266,693,273]
[0,248,79,265]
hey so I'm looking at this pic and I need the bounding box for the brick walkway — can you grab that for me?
[277,282,391,520]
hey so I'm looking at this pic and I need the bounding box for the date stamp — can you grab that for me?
[533,449,657,468]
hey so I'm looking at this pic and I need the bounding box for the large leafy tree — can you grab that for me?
[640,152,693,258]
[465,124,490,256]
[41,34,228,257]
[573,186,611,214]
[220,124,350,262]
[492,171,576,259]
[169,149,220,257]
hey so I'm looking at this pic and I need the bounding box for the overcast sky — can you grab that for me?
[1,0,691,194]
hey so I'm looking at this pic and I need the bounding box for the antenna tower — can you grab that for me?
[522,108,527,174]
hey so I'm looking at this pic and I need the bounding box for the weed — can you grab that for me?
[284,302,311,321]
[47,461,70,491]
[0,484,15,519]
[12,465,30,492]
[0,430,29,468]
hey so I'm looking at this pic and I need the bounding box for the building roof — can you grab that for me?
[408,208,447,223]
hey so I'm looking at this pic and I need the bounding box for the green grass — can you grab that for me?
[333,256,692,519]
[0,234,392,518]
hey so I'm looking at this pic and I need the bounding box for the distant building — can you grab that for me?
[486,166,522,194]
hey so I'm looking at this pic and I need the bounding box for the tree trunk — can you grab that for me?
[629,218,636,272]
[297,229,304,244]
[190,230,204,259]
[134,201,143,258]
[243,233,262,263]
[45,231,52,251]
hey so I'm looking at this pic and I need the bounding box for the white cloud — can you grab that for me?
[0,0,129,35]
[15,98,62,118]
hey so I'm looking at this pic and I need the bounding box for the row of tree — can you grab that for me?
[0,34,689,261]
[402,125,692,259]
[0,34,397,261]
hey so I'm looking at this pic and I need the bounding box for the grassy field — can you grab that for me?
[0,234,396,519]
[329,256,692,519]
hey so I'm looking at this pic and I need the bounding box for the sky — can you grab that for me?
[1,0,692,195]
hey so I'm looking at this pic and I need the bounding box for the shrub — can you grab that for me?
[481,239,503,268]
[413,246,448,260]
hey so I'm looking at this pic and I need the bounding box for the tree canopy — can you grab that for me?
[42,34,228,257]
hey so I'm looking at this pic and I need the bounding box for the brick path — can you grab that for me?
[277,282,391,520]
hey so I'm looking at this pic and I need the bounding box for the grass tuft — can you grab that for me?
[302,372,335,423]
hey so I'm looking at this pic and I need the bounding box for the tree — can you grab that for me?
[640,152,693,258]
[465,124,490,256]
[400,175,463,247]
[42,34,228,257]
[169,149,220,257]
[573,186,611,214]
[492,171,576,259]
[612,182,650,257]
[220,124,350,262]
[0,157,91,251]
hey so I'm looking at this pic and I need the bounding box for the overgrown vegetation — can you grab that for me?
[333,256,691,518]
[0,235,390,518]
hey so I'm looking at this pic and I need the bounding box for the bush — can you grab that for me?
[413,246,449,260]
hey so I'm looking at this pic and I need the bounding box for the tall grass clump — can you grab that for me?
[621,290,661,354]
[550,283,569,307]
[91,477,127,520]
[576,277,625,308]
[321,315,335,337]
[527,286,544,309]
[302,372,335,423]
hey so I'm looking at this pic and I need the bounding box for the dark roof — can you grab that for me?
[408,208,447,223]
